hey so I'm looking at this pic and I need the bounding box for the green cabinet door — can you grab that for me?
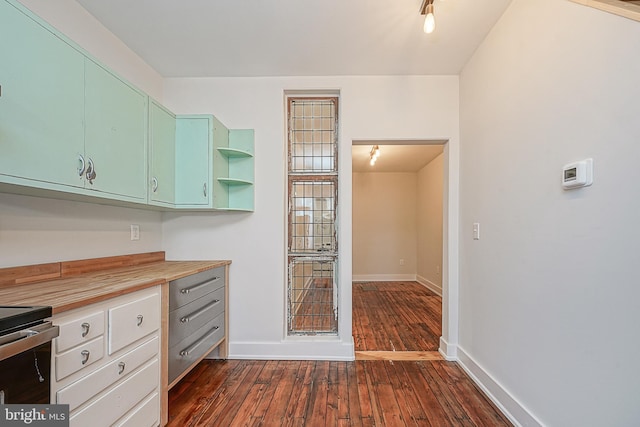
[175,115,212,207]
[84,59,147,201]
[0,0,85,188]
[149,100,176,206]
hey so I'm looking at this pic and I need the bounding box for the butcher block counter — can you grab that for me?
[0,251,229,314]
[0,252,230,427]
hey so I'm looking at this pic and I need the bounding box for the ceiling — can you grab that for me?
[74,0,512,78]
[352,144,444,173]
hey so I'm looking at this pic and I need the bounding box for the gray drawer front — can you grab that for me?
[168,313,225,384]
[169,267,225,310]
[168,287,224,347]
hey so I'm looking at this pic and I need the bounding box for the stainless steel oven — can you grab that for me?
[0,306,59,404]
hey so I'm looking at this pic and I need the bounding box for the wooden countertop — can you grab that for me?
[0,259,230,314]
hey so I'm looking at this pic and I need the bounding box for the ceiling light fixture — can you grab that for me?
[369,145,380,166]
[420,0,436,34]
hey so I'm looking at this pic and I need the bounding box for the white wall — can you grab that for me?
[459,0,640,425]
[417,153,443,293]
[352,172,418,280]
[17,0,163,100]
[162,76,460,360]
[0,193,162,267]
[0,1,165,268]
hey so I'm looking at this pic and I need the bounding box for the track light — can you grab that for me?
[420,0,436,34]
[369,145,380,166]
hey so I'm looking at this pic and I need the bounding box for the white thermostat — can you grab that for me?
[562,158,593,190]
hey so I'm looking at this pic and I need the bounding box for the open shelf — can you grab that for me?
[217,147,253,158]
[217,177,253,186]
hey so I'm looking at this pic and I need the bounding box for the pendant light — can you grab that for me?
[420,0,436,34]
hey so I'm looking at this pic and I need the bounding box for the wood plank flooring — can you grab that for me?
[168,359,512,426]
[168,282,512,426]
[353,282,442,352]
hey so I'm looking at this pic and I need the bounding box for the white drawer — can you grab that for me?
[70,358,159,427]
[57,336,159,411]
[55,336,104,381]
[55,311,105,354]
[109,292,160,354]
[114,391,159,427]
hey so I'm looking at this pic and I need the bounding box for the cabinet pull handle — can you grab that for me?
[86,158,97,184]
[152,177,158,193]
[203,183,207,197]
[180,299,220,323]
[78,154,86,177]
[81,350,90,365]
[179,326,219,357]
[136,315,144,326]
[179,277,220,295]
[81,322,90,337]
[118,362,126,375]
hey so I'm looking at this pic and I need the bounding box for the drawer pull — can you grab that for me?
[179,326,220,357]
[118,362,126,375]
[81,350,90,365]
[179,277,221,294]
[136,315,144,326]
[81,322,90,337]
[180,299,220,323]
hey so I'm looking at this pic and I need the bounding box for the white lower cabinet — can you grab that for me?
[70,359,159,427]
[114,391,160,427]
[55,335,104,381]
[51,287,161,427]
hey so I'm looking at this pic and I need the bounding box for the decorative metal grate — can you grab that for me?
[287,97,339,335]
[289,181,336,253]
[289,99,337,173]
[288,258,338,334]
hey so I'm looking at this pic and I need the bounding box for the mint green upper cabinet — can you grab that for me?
[0,0,85,189]
[175,115,212,207]
[84,59,147,201]
[175,115,255,211]
[213,124,254,212]
[149,101,176,206]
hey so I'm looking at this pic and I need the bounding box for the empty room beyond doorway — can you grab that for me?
[352,143,445,361]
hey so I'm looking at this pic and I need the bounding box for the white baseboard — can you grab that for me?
[229,338,355,361]
[416,275,442,296]
[438,336,457,360]
[456,345,544,427]
[352,274,417,282]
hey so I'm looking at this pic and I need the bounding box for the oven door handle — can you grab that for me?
[0,323,59,362]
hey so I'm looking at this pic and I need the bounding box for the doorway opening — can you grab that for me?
[351,141,447,360]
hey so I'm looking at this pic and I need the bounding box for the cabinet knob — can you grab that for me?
[81,350,90,365]
[81,322,90,338]
[118,362,126,375]
[136,315,144,326]
[152,177,158,193]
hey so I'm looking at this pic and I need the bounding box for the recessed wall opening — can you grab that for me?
[352,139,448,355]
[286,96,339,336]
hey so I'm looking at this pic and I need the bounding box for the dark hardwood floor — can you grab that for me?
[353,282,442,352]
[167,282,512,426]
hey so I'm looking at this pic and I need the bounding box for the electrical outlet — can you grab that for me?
[399,259,405,266]
[130,224,140,241]
[473,222,480,240]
